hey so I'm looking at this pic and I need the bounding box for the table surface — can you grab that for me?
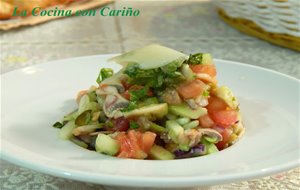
[1,1,299,190]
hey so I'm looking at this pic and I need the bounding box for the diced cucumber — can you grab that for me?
[70,137,88,149]
[166,113,177,120]
[166,120,184,142]
[206,144,219,154]
[59,120,77,140]
[149,145,175,160]
[204,136,219,143]
[181,64,195,81]
[63,110,78,122]
[72,124,103,136]
[79,102,101,115]
[166,120,190,151]
[124,103,168,119]
[149,123,165,133]
[182,120,199,129]
[78,95,90,114]
[201,137,219,154]
[87,91,97,102]
[176,117,190,125]
[109,44,188,70]
[95,134,120,156]
[169,104,207,119]
[88,102,101,112]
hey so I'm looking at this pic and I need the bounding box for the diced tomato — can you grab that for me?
[121,90,131,100]
[116,130,156,159]
[206,96,237,127]
[140,131,157,153]
[121,79,132,90]
[198,114,215,128]
[177,80,206,99]
[216,128,232,150]
[116,132,131,158]
[206,96,228,113]
[127,130,146,158]
[189,64,217,77]
[210,110,238,126]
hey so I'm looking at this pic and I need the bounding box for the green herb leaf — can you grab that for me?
[130,121,140,129]
[124,63,140,77]
[186,53,203,65]
[160,61,180,73]
[124,62,184,89]
[52,122,64,128]
[129,86,148,101]
[96,68,114,84]
[121,101,138,112]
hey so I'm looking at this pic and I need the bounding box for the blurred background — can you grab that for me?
[1,0,299,190]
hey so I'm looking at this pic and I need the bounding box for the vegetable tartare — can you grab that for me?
[53,44,245,160]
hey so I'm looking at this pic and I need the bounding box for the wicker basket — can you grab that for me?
[213,0,300,51]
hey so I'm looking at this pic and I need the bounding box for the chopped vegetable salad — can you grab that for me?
[53,45,244,160]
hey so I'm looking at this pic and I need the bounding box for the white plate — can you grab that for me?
[1,55,299,188]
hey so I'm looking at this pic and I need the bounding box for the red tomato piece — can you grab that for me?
[198,114,215,128]
[121,79,132,90]
[121,90,131,100]
[116,130,156,159]
[216,128,232,150]
[177,80,206,99]
[116,132,131,158]
[141,131,157,153]
[189,64,217,77]
[206,96,228,113]
[210,110,238,126]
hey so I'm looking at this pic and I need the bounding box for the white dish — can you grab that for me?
[1,54,299,187]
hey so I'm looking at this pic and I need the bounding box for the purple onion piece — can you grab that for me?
[174,144,206,159]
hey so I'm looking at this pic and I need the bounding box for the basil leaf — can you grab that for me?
[129,86,148,101]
